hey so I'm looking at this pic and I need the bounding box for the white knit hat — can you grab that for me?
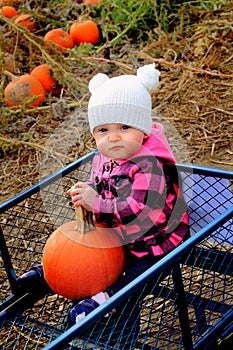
[88,64,160,135]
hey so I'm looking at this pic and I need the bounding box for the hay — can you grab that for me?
[1,5,233,204]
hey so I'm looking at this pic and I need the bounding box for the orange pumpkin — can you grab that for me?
[69,19,100,45]
[44,28,74,54]
[42,207,125,300]
[0,6,18,18]
[83,0,104,4]
[4,71,46,108]
[14,13,37,31]
[31,64,61,95]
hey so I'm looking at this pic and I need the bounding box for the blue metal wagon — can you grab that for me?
[0,150,232,349]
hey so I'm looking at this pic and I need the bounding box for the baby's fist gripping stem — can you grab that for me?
[67,185,95,234]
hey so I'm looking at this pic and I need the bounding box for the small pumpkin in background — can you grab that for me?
[4,71,46,108]
[69,19,100,45]
[42,206,125,300]
[0,5,18,18]
[14,13,37,31]
[31,64,62,95]
[44,28,74,54]
[83,0,104,5]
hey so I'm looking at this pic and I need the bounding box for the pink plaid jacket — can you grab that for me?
[88,123,189,257]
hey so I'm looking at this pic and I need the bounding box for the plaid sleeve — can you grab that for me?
[94,158,167,241]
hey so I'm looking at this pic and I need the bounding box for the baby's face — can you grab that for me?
[93,123,147,160]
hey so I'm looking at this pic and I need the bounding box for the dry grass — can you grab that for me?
[0,4,233,205]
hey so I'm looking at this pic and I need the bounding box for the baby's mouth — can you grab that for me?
[110,145,123,151]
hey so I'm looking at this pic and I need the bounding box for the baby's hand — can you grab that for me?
[67,182,97,212]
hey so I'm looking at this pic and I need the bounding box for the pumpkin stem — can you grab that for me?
[75,206,95,234]
[3,70,18,82]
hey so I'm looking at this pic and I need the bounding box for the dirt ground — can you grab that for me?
[0,3,233,205]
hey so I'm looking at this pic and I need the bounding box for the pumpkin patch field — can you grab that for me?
[1,0,232,205]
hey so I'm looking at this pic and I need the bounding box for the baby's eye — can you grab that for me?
[121,125,130,130]
[95,127,108,133]
[99,127,108,133]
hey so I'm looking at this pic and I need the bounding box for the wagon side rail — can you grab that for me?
[0,150,96,294]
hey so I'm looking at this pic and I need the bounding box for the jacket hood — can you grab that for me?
[129,122,176,164]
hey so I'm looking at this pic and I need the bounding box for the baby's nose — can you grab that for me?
[109,131,121,141]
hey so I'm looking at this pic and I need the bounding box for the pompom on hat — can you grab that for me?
[88,64,160,135]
